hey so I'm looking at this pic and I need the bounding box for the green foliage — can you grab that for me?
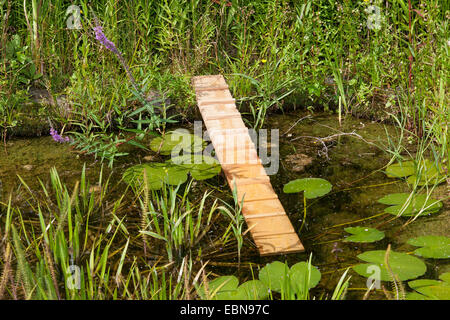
[353,250,427,282]
[258,258,322,299]
[149,131,205,155]
[407,273,450,300]
[377,193,443,217]
[343,227,385,243]
[122,155,220,190]
[283,178,332,199]
[197,276,269,300]
[385,160,447,186]
[407,236,450,259]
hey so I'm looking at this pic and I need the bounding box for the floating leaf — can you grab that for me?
[170,155,221,180]
[352,250,427,281]
[236,280,269,300]
[197,276,240,300]
[150,131,205,155]
[289,261,321,293]
[258,261,290,293]
[385,161,415,178]
[407,273,450,300]
[283,178,332,199]
[385,159,446,186]
[122,162,189,190]
[378,193,442,217]
[343,227,385,243]
[407,236,450,259]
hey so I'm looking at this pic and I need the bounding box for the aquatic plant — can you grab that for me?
[343,227,385,243]
[258,256,322,300]
[353,249,427,282]
[377,192,443,217]
[197,275,269,300]
[149,131,206,155]
[407,236,450,259]
[407,272,450,300]
[122,155,221,190]
[385,159,447,186]
[283,178,332,233]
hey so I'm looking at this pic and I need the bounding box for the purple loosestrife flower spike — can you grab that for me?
[93,23,140,92]
[93,25,119,55]
[50,127,70,143]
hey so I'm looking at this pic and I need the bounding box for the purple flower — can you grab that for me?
[50,127,70,143]
[93,25,119,54]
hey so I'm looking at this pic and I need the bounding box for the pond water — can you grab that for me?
[0,111,448,299]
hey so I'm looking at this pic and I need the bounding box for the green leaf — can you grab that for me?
[283,178,332,199]
[197,276,240,300]
[352,250,427,281]
[407,236,450,259]
[236,280,269,300]
[408,273,450,300]
[385,161,415,178]
[259,261,290,293]
[343,227,385,243]
[289,261,321,293]
[150,131,205,155]
[122,163,189,190]
[385,159,446,186]
[378,193,442,217]
[170,155,221,180]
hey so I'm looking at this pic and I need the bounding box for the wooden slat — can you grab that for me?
[192,75,304,256]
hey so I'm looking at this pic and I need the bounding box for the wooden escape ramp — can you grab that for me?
[192,75,304,256]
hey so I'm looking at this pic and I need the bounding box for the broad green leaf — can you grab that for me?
[259,261,290,293]
[122,163,189,190]
[170,155,221,180]
[197,276,239,300]
[385,161,415,178]
[352,250,427,281]
[283,178,332,199]
[407,236,450,259]
[150,131,205,155]
[343,227,385,243]
[378,193,442,217]
[408,273,450,300]
[236,280,269,300]
[289,261,321,293]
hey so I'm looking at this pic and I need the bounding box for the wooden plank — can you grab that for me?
[192,75,304,256]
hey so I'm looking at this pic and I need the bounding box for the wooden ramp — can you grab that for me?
[192,75,304,256]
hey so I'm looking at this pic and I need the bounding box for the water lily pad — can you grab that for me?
[283,178,332,199]
[378,193,442,217]
[385,161,415,178]
[170,155,221,180]
[236,280,269,300]
[150,131,205,155]
[258,261,290,293]
[352,250,427,281]
[407,236,450,259]
[385,159,446,186]
[343,227,385,243]
[197,276,240,300]
[289,261,321,293]
[122,162,189,190]
[407,273,450,300]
